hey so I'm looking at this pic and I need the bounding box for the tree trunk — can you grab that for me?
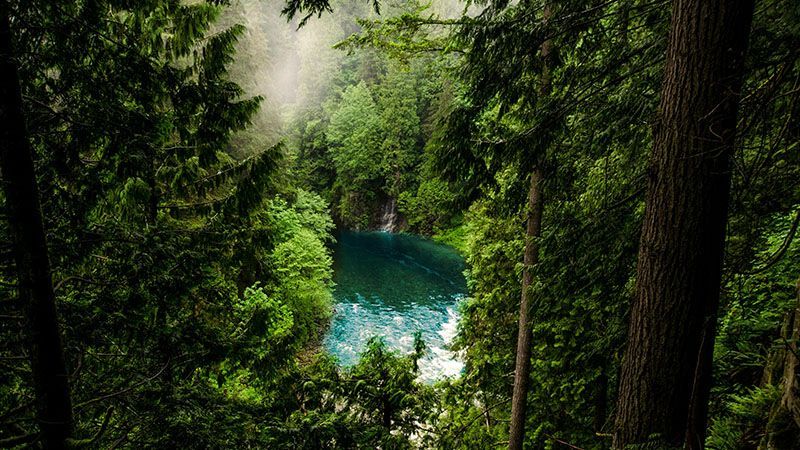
[508,167,544,450]
[759,278,800,449]
[0,3,73,448]
[613,0,754,448]
[593,363,609,434]
[508,5,551,449]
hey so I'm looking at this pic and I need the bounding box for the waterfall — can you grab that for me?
[379,198,398,232]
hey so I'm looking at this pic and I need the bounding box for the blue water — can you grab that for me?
[323,230,467,381]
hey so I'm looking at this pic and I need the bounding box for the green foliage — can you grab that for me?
[0,1,335,447]
[287,1,458,233]
[231,283,295,369]
[3,0,799,448]
[399,176,459,235]
[377,64,421,197]
[346,337,431,446]
[707,386,781,450]
[327,81,384,185]
[326,81,384,228]
[431,218,468,254]
[710,210,800,449]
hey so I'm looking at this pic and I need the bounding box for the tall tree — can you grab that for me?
[0,2,72,448]
[508,168,544,450]
[326,81,383,228]
[614,0,755,448]
[508,5,552,449]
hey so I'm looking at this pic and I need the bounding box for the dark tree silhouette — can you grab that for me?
[614,0,755,448]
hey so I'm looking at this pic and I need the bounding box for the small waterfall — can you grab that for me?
[379,198,398,232]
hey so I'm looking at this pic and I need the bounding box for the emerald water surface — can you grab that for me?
[323,230,466,381]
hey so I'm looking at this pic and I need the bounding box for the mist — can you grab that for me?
[217,0,468,146]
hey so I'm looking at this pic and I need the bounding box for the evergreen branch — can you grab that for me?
[0,431,38,447]
[66,406,114,447]
[544,434,585,450]
[742,208,800,275]
[53,276,96,293]
[0,399,34,423]
[73,360,171,410]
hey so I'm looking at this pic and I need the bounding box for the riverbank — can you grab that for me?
[432,222,469,255]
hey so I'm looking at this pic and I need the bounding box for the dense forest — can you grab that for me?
[1,0,798,448]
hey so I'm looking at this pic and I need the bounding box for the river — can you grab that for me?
[323,230,467,382]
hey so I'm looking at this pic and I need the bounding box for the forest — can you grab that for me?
[0,0,798,448]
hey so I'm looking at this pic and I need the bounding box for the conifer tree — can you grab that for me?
[614,0,756,447]
[0,3,72,447]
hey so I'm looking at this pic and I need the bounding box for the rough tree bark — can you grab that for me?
[613,0,754,448]
[0,2,73,448]
[759,278,800,449]
[508,5,552,450]
[508,167,544,450]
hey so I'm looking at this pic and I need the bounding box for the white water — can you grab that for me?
[379,198,398,232]
[324,231,466,383]
[423,305,464,381]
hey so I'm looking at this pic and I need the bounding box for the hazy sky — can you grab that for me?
[216,0,467,143]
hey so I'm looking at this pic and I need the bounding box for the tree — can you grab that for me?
[327,81,383,227]
[0,1,286,446]
[377,63,421,198]
[0,3,72,447]
[508,4,552,448]
[614,0,756,448]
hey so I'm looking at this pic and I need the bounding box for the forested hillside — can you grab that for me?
[0,0,798,449]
